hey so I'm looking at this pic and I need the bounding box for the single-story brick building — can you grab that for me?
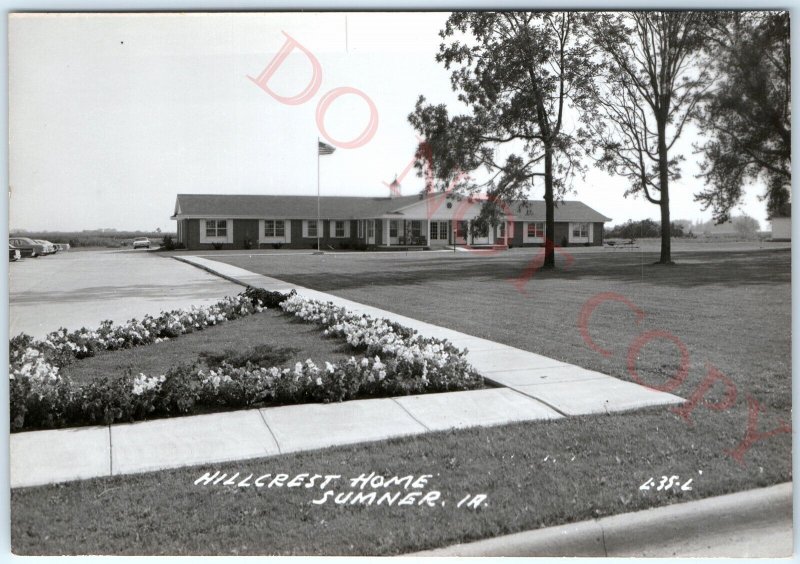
[171,192,611,250]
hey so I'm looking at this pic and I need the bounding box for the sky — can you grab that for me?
[9,12,771,232]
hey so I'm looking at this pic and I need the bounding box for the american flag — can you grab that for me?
[318,141,336,155]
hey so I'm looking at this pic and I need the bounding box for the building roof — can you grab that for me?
[172,193,611,222]
[173,194,423,220]
[507,200,612,223]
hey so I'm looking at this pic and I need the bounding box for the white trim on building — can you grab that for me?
[569,222,593,244]
[258,219,291,245]
[331,220,350,238]
[199,219,233,244]
[523,221,545,243]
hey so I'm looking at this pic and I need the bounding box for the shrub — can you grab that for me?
[243,287,293,309]
[199,344,298,370]
[212,242,223,250]
[161,235,176,250]
[271,243,283,249]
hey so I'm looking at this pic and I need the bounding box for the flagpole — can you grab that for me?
[317,136,321,253]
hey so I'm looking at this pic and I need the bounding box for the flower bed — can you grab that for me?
[10,289,482,432]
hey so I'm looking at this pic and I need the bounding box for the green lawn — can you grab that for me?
[213,247,791,487]
[213,247,790,412]
[11,405,785,556]
[11,246,791,555]
[61,309,355,385]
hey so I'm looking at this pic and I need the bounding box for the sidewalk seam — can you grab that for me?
[257,410,282,455]
[504,387,570,417]
[598,519,608,556]
[389,398,432,432]
[108,425,113,476]
[172,256,249,288]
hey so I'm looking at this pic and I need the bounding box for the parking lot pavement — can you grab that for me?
[9,250,243,339]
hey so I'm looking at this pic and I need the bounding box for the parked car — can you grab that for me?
[34,240,57,254]
[9,245,21,262]
[8,237,44,258]
[132,237,151,249]
[54,243,70,251]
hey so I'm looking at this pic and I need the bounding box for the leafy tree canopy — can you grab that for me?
[694,11,790,222]
[408,12,596,264]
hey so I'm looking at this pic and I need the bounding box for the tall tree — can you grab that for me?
[408,12,595,267]
[694,11,790,223]
[583,12,711,264]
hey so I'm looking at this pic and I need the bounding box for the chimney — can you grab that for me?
[389,176,402,199]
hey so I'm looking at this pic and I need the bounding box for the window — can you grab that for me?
[206,220,227,238]
[367,221,374,238]
[430,221,448,240]
[306,220,318,238]
[498,223,506,238]
[389,220,398,238]
[572,223,589,238]
[527,222,544,238]
[411,221,422,237]
[334,221,346,238]
[264,220,285,237]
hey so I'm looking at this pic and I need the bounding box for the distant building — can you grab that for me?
[771,216,791,241]
[170,191,611,250]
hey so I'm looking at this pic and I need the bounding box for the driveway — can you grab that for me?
[9,250,242,339]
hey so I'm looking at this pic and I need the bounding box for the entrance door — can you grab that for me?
[455,221,468,245]
[367,220,376,245]
[388,220,400,245]
[496,222,511,245]
[429,220,449,243]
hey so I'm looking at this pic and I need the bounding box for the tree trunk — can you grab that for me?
[657,121,672,264]
[543,145,555,268]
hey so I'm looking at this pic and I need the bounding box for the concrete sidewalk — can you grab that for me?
[10,256,682,489]
[177,255,683,417]
[11,388,561,488]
